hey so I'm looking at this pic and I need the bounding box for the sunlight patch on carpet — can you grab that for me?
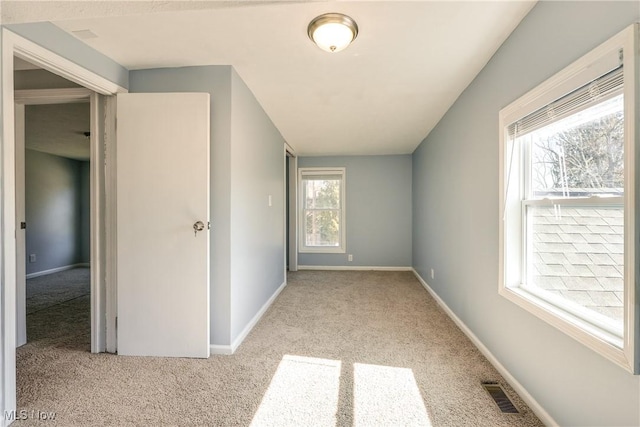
[250,355,341,427]
[354,363,432,427]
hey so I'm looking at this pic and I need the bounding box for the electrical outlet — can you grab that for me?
[430,268,434,280]
[348,254,353,262]
[29,254,36,263]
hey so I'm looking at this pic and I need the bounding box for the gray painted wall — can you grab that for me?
[25,149,87,274]
[130,66,286,347]
[298,155,412,268]
[412,2,640,426]
[229,68,285,342]
[5,22,129,89]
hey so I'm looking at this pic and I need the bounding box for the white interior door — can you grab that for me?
[116,93,210,358]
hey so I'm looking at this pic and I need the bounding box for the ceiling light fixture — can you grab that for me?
[307,13,358,53]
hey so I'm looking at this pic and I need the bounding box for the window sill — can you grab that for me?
[499,284,633,372]
[299,247,346,254]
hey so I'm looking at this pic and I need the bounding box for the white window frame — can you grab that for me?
[298,167,346,253]
[498,24,639,374]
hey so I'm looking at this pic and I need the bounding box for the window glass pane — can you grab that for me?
[529,94,624,198]
[305,210,340,247]
[526,205,623,329]
[303,178,341,209]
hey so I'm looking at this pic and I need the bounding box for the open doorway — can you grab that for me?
[14,59,94,351]
[11,56,102,423]
[15,62,93,349]
[11,61,111,359]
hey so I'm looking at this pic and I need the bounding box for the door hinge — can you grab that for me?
[20,222,27,229]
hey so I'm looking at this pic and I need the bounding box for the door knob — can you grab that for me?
[193,221,205,236]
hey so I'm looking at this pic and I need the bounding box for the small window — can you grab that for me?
[499,25,638,373]
[299,168,346,253]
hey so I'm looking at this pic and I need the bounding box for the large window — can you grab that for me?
[299,168,346,253]
[499,25,638,373]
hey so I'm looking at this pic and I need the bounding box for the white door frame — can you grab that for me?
[1,28,126,426]
[14,102,26,348]
[285,144,298,272]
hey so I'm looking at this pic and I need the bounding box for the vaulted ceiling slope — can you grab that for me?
[3,1,536,156]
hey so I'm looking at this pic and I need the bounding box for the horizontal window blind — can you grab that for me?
[508,66,623,139]
[301,174,342,181]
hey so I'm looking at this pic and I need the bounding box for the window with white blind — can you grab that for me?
[299,168,346,253]
[499,25,639,373]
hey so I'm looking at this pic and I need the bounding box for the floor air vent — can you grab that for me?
[482,382,519,414]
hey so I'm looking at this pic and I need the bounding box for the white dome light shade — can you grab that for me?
[308,13,358,53]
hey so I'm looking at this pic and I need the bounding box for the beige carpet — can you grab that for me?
[26,267,90,315]
[15,270,543,426]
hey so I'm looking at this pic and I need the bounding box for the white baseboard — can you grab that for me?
[26,263,89,279]
[412,269,558,427]
[231,280,287,353]
[298,265,412,271]
[210,279,288,356]
[209,344,233,355]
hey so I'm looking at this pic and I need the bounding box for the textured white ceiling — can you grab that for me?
[6,1,536,156]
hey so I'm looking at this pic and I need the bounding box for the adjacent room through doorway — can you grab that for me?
[15,57,93,350]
